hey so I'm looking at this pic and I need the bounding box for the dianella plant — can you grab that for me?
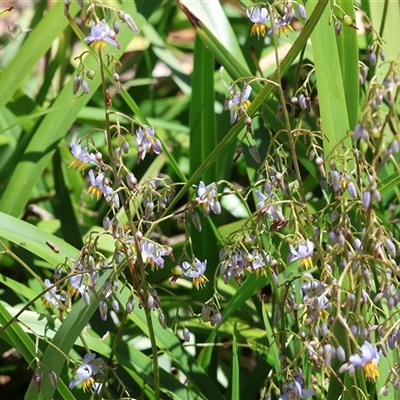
[0,0,399,399]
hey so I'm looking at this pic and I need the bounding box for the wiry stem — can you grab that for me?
[97,47,160,399]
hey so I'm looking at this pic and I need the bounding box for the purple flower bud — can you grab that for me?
[145,201,154,221]
[347,181,358,198]
[72,76,82,95]
[99,300,108,321]
[158,313,167,329]
[81,80,89,94]
[336,346,346,362]
[348,293,356,311]
[112,299,119,312]
[119,12,139,34]
[248,145,261,164]
[334,20,342,36]
[297,4,307,19]
[127,173,138,190]
[48,370,58,389]
[380,51,386,61]
[183,328,191,342]
[368,52,377,67]
[324,344,333,366]
[32,370,43,394]
[113,20,120,34]
[147,295,154,309]
[192,212,202,232]
[103,216,111,231]
[230,112,238,125]
[201,305,211,322]
[126,298,135,314]
[362,191,372,210]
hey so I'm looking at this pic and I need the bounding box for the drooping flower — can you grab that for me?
[84,19,120,49]
[279,373,316,400]
[346,341,381,382]
[43,279,61,308]
[288,239,314,269]
[88,170,113,200]
[141,240,170,270]
[182,258,208,289]
[69,353,106,392]
[135,126,162,162]
[225,83,252,124]
[246,5,269,38]
[195,181,221,216]
[69,143,99,171]
[268,10,295,36]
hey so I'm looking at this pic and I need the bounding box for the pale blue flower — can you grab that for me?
[135,126,162,162]
[279,373,316,400]
[182,258,208,289]
[196,181,221,216]
[84,19,119,49]
[88,170,113,200]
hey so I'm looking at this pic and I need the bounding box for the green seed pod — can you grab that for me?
[342,14,353,26]
[86,70,95,80]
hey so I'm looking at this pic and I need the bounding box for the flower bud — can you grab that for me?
[119,12,139,33]
[192,212,202,232]
[127,173,138,190]
[368,52,377,67]
[158,313,167,329]
[103,216,111,231]
[201,305,211,322]
[113,20,120,34]
[297,4,307,19]
[48,370,58,389]
[72,76,82,95]
[32,370,43,394]
[112,299,119,312]
[145,201,154,221]
[124,297,134,314]
[248,145,261,164]
[336,346,346,362]
[183,328,191,342]
[334,20,342,36]
[147,295,154,309]
[99,301,108,321]
[81,80,89,94]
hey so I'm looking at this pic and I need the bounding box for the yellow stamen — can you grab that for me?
[69,160,87,171]
[82,377,95,392]
[88,186,102,200]
[91,40,107,50]
[300,257,313,270]
[364,361,379,382]
[193,275,208,290]
[251,24,266,38]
